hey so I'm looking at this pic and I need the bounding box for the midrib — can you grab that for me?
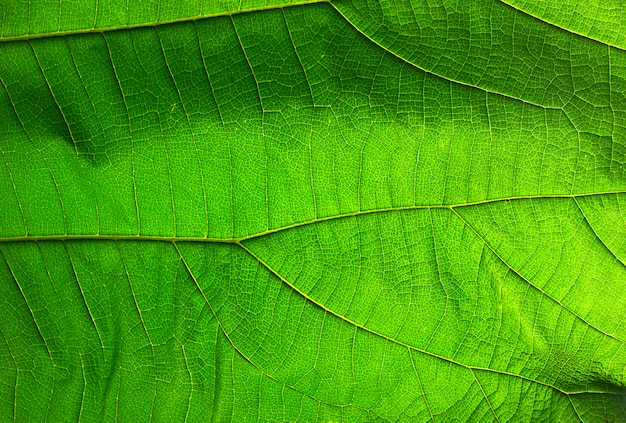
[0,0,331,43]
[0,191,622,243]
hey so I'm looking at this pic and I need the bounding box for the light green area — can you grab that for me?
[1,0,625,421]
[502,0,626,50]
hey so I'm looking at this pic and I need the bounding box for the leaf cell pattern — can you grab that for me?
[1,0,626,421]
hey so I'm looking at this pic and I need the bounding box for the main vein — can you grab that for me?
[0,0,330,43]
[0,192,622,243]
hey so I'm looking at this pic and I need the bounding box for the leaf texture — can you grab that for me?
[1,0,625,421]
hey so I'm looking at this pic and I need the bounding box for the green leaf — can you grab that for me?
[1,0,625,421]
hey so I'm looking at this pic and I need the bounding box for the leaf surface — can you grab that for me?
[1,0,625,421]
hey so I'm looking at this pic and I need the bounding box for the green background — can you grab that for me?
[1,0,626,420]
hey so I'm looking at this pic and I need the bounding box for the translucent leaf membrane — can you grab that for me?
[0,0,323,39]
[0,241,218,422]
[3,225,625,421]
[1,0,626,421]
[1,4,625,239]
[577,193,626,263]
[243,206,626,393]
[502,0,626,49]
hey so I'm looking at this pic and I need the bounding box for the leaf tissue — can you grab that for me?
[1,0,626,421]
